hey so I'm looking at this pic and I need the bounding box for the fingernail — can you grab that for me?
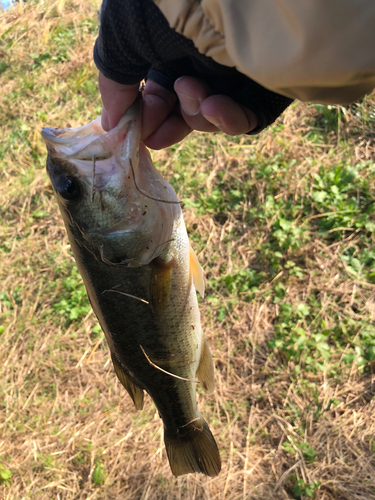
[101,109,110,131]
[203,115,222,129]
[177,92,200,116]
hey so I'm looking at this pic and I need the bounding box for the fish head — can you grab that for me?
[42,98,180,266]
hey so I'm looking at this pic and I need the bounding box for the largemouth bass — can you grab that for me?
[41,98,221,477]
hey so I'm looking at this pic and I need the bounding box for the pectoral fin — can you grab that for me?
[150,257,175,315]
[189,244,205,297]
[196,337,215,395]
[111,354,144,410]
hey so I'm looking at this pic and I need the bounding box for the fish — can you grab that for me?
[41,96,221,477]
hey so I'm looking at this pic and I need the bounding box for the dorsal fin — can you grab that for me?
[189,244,205,298]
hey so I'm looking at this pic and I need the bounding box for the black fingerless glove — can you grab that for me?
[94,0,293,134]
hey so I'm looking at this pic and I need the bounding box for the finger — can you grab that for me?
[174,76,213,113]
[101,107,110,132]
[141,80,178,141]
[179,95,257,134]
[99,73,139,131]
[174,76,217,131]
[201,95,258,134]
[144,109,192,150]
[175,76,258,134]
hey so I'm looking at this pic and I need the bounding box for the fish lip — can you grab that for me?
[41,117,106,160]
[41,116,104,142]
[42,120,136,170]
[41,96,141,159]
[41,128,100,148]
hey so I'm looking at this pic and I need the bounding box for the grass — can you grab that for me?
[1,1,375,498]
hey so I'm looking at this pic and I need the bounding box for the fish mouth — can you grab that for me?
[41,96,144,200]
[41,117,107,158]
[41,96,142,174]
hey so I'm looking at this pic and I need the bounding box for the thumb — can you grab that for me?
[99,72,139,131]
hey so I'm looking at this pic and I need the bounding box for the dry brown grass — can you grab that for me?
[1,1,375,499]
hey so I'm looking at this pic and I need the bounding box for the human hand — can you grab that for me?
[99,73,258,150]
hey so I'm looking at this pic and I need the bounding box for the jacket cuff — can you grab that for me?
[93,39,150,85]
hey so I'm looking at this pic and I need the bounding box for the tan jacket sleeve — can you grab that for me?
[154,0,375,104]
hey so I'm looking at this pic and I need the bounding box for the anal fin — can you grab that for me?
[196,337,215,395]
[111,353,144,410]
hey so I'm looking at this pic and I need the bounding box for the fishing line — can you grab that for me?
[91,154,96,203]
[129,158,181,205]
[140,345,200,384]
[148,238,175,261]
[102,289,149,305]
[178,417,202,429]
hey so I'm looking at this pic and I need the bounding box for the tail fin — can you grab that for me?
[164,418,221,477]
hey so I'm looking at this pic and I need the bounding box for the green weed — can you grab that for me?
[33,454,56,474]
[209,268,266,299]
[291,477,321,499]
[269,301,331,373]
[92,461,107,486]
[52,265,90,323]
[282,441,317,464]
[0,463,12,487]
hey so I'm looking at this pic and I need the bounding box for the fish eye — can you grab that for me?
[55,174,81,201]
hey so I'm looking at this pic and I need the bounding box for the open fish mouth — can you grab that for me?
[42,117,110,159]
[42,97,142,174]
